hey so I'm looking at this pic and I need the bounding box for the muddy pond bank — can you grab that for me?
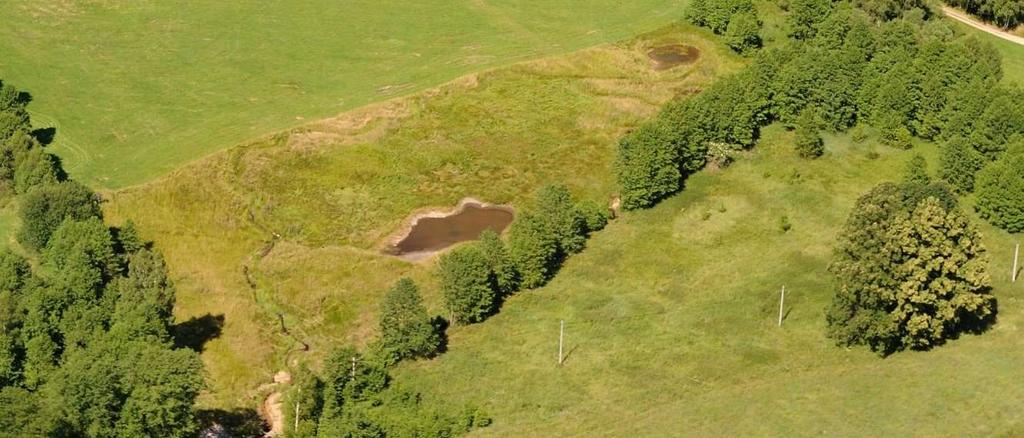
[384,199,514,260]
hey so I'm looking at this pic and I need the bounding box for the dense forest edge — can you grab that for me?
[0,84,205,435]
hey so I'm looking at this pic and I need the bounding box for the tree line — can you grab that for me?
[0,80,204,436]
[945,0,1024,28]
[621,0,1023,225]
[620,0,1023,353]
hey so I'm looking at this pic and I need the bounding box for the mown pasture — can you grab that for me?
[0,0,685,188]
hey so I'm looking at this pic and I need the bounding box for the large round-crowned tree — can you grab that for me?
[826,183,995,355]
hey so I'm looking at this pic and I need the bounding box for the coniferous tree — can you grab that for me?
[902,154,930,185]
[938,137,985,193]
[109,249,177,341]
[378,278,439,361]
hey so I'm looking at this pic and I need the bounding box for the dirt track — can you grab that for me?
[942,6,1024,46]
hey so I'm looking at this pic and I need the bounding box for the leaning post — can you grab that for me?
[1013,243,1019,283]
[777,286,786,327]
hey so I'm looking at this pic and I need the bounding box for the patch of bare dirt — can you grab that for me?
[285,100,411,151]
[259,371,292,437]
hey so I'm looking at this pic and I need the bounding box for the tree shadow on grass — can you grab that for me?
[196,408,267,437]
[431,315,450,356]
[30,127,56,146]
[560,344,580,366]
[955,296,999,337]
[173,313,225,352]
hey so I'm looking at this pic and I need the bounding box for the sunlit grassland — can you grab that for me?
[0,0,689,189]
[103,25,743,408]
[392,128,1024,436]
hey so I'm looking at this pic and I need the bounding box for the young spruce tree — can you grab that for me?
[379,278,439,361]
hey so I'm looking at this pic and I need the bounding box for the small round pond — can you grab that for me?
[386,201,514,258]
[647,44,700,70]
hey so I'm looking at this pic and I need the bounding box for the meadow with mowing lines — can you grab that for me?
[0,0,686,189]
[104,25,743,409]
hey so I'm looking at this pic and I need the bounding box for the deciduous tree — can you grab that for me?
[17,181,102,252]
[477,230,519,297]
[507,213,559,289]
[725,11,762,53]
[615,122,681,210]
[535,184,587,255]
[827,184,995,355]
[975,147,1024,233]
[794,111,824,158]
[438,245,496,323]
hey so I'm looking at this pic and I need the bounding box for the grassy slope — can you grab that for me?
[104,26,743,408]
[0,0,686,189]
[385,14,1024,435]
[39,2,1024,427]
[392,130,1024,436]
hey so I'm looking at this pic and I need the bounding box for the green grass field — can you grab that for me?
[0,0,687,189]
[104,25,743,408]
[9,0,1023,430]
[96,6,1024,423]
[392,130,1024,436]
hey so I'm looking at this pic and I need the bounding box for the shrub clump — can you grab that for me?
[794,111,824,158]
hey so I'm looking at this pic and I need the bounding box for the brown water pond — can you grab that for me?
[648,44,700,70]
[386,202,514,257]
